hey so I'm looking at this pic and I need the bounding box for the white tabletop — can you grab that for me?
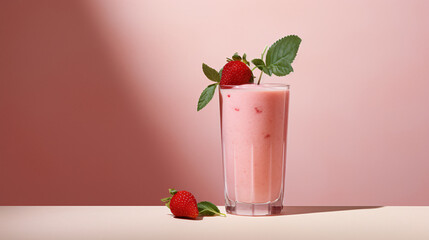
[0,206,428,240]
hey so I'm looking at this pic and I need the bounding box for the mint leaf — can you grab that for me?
[269,61,293,76]
[251,58,272,76]
[219,68,223,79]
[202,63,220,82]
[265,35,301,76]
[197,83,218,111]
[252,58,265,69]
[197,201,226,216]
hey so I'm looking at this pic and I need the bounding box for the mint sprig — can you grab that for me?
[251,35,301,84]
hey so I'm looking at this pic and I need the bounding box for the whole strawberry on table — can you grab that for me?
[161,189,225,219]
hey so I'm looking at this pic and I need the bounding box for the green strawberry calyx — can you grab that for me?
[160,188,178,208]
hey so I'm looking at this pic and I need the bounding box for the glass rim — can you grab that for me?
[219,83,290,90]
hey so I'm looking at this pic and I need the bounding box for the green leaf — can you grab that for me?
[160,196,172,208]
[252,58,272,76]
[252,58,265,70]
[161,188,177,209]
[269,61,293,76]
[160,197,171,202]
[202,63,220,82]
[197,83,218,111]
[169,188,178,195]
[219,68,223,79]
[197,201,226,216]
[242,53,250,66]
[161,189,179,209]
[265,35,301,76]
[232,52,241,61]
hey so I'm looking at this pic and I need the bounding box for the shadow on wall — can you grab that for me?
[0,1,180,205]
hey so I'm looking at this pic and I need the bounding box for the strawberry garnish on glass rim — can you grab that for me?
[197,35,301,111]
[220,59,253,86]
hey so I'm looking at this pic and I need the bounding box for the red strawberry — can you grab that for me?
[220,60,253,85]
[169,191,199,219]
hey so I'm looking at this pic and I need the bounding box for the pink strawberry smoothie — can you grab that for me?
[220,84,289,203]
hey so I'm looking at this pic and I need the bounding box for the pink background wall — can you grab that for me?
[1,0,428,206]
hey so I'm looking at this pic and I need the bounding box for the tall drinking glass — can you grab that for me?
[219,83,290,216]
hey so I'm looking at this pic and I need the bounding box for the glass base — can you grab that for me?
[226,200,283,216]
